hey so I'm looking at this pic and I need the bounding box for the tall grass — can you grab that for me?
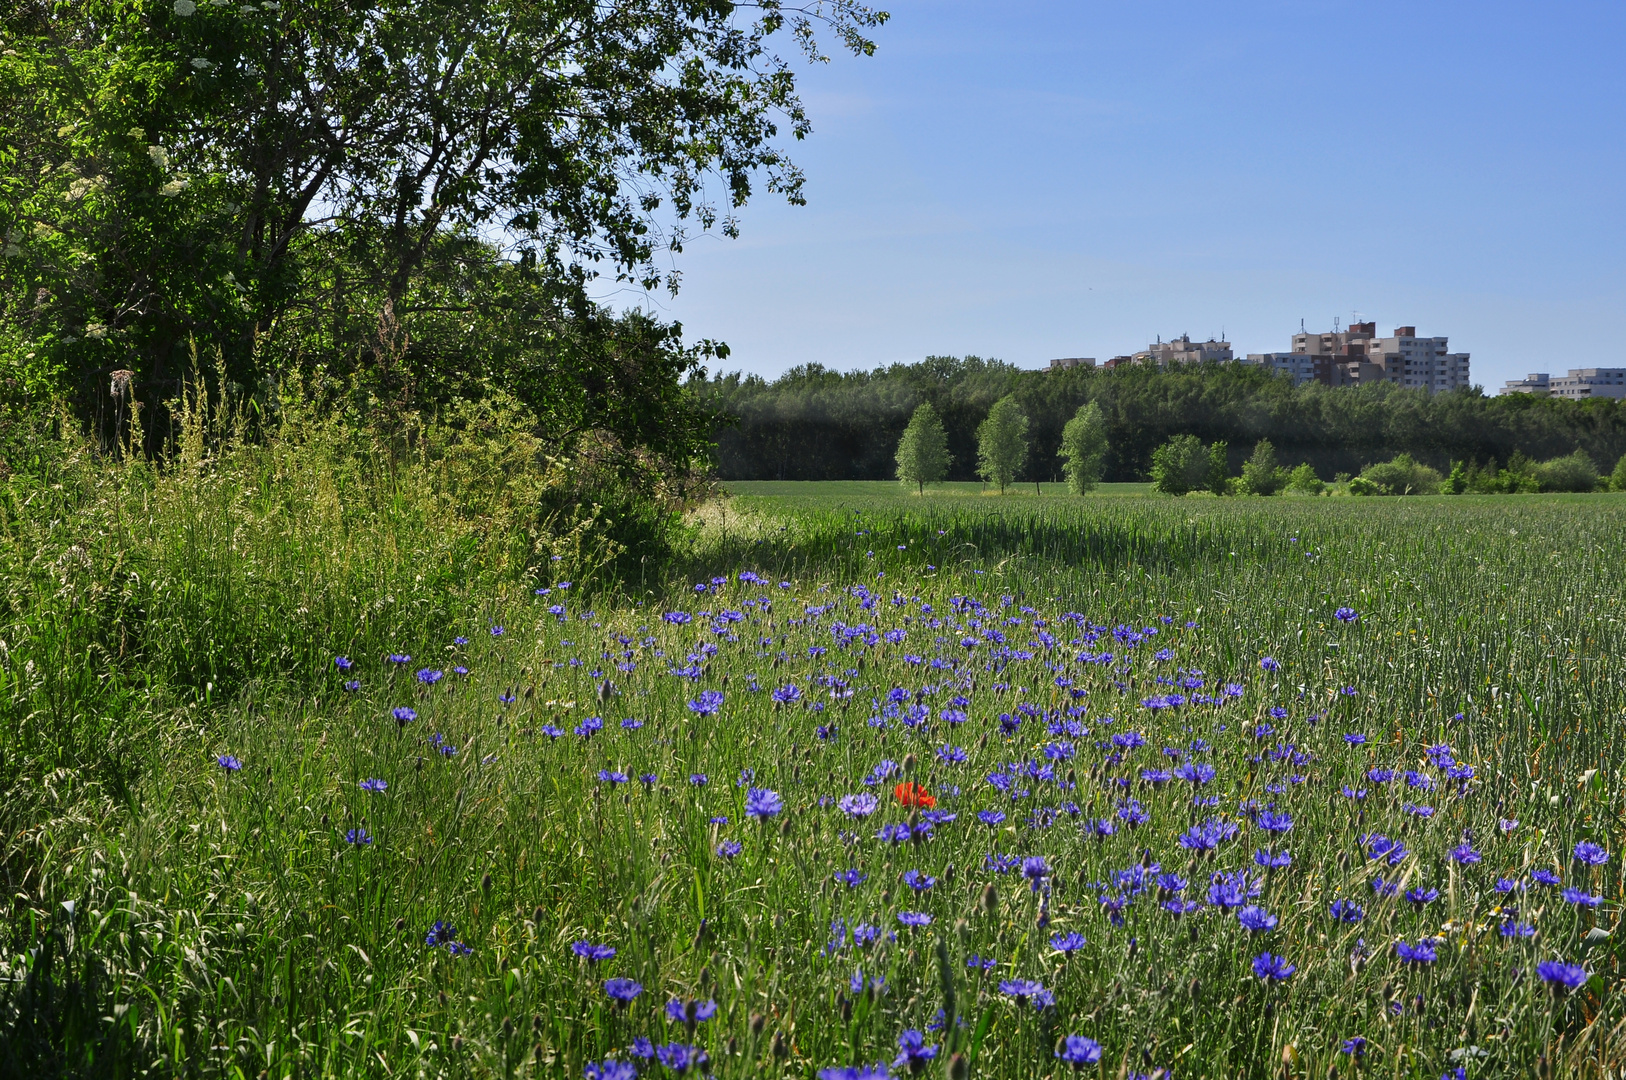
[2,458,1624,1078]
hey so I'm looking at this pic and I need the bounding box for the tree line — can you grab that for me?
[697,357,1626,483]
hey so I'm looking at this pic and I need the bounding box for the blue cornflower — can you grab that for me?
[1329,899,1365,923]
[744,788,784,820]
[1021,856,1052,891]
[1574,841,1610,866]
[359,778,387,792]
[345,828,372,845]
[689,773,708,786]
[1254,849,1292,868]
[1449,843,1482,865]
[603,978,643,1003]
[425,921,458,947]
[1500,921,1536,938]
[835,868,867,888]
[343,680,361,692]
[897,911,932,928]
[1406,887,1440,906]
[597,770,629,785]
[387,653,411,665]
[1056,1035,1102,1067]
[416,668,443,685]
[978,810,1007,827]
[334,656,352,670]
[903,870,936,891]
[1563,887,1602,908]
[772,684,802,704]
[583,1062,637,1080]
[621,717,644,730]
[839,794,880,818]
[489,626,504,636]
[893,1029,938,1071]
[876,824,913,844]
[392,706,417,723]
[1257,811,1293,833]
[687,690,725,716]
[1532,868,1561,886]
[575,716,604,738]
[217,754,242,772]
[1050,931,1087,953]
[1537,960,1588,989]
[1396,940,1438,964]
[654,1043,707,1072]
[716,840,743,859]
[453,636,469,645]
[1339,1036,1366,1057]
[1259,657,1280,672]
[1238,905,1277,932]
[1344,732,1366,745]
[1251,953,1295,981]
[571,941,616,961]
[665,998,719,1025]
[816,1067,891,1080]
[998,979,1054,1008]
[1334,607,1359,623]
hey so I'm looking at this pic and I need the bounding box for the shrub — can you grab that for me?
[1614,454,1626,492]
[1533,450,1599,493]
[1355,453,1442,496]
[1284,464,1325,495]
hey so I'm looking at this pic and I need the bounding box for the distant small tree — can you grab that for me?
[1206,441,1231,495]
[895,402,952,495]
[1353,453,1442,495]
[976,395,1029,494]
[1614,454,1626,492]
[1150,435,1208,496]
[1239,439,1285,495]
[1443,460,1469,495]
[1059,401,1109,494]
[1284,463,1325,495]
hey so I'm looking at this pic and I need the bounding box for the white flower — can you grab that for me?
[158,179,187,196]
[147,145,169,169]
[173,0,196,13]
[189,57,214,71]
[84,323,108,340]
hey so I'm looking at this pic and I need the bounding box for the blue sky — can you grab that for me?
[631,0,1625,389]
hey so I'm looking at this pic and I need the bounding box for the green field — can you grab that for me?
[5,464,1626,1079]
[723,481,1159,500]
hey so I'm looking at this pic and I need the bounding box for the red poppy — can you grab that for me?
[893,781,936,809]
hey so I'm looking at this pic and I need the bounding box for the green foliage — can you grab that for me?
[1615,454,1626,492]
[975,394,1028,493]
[1283,463,1326,495]
[1444,459,1470,494]
[1532,450,1600,493]
[1150,434,1210,496]
[0,0,883,462]
[1239,439,1287,495]
[894,402,952,494]
[1059,400,1108,494]
[1205,440,1231,495]
[1353,453,1443,495]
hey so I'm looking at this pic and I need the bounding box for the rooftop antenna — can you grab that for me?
[1334,316,1341,333]
[1300,318,1305,333]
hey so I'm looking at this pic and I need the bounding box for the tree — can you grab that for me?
[1614,454,1626,492]
[1533,450,1599,493]
[1205,441,1231,495]
[1,0,886,439]
[895,402,951,494]
[1284,463,1325,495]
[976,395,1028,493]
[1059,401,1108,494]
[1239,439,1285,495]
[1150,435,1208,496]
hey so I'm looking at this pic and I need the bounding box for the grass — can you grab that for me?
[723,481,1158,500]
[4,455,1626,1079]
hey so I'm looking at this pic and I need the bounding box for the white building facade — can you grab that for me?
[1502,369,1625,399]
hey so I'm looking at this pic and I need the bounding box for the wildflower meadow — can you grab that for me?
[4,475,1625,1079]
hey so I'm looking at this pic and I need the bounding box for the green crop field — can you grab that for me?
[5,461,1626,1080]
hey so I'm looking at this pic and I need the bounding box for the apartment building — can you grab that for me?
[1046,357,1096,371]
[1133,334,1233,365]
[1501,369,1626,399]
[1250,322,1471,391]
